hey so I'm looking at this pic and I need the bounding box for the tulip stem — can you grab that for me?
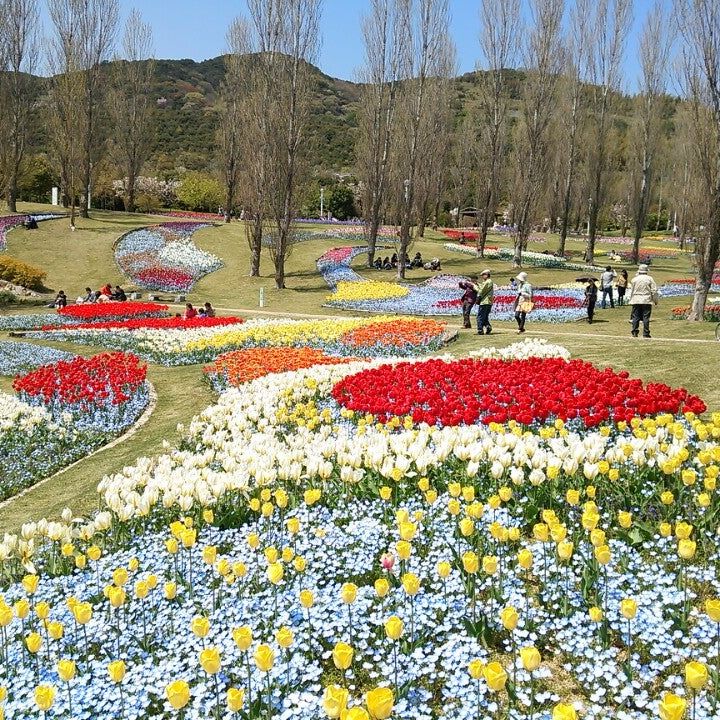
[692,689,697,720]
[476,678,481,720]
[267,674,273,720]
[529,677,535,720]
[393,642,399,694]
[214,674,221,720]
[66,683,72,717]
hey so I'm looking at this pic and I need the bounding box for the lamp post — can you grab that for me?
[320,187,324,219]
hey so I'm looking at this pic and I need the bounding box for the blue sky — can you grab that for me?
[42,0,665,89]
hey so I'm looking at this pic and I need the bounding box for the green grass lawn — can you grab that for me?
[1,202,718,533]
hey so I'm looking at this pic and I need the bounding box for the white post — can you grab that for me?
[259,287,265,308]
[320,187,324,219]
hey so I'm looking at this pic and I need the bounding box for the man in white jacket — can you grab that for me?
[627,264,659,338]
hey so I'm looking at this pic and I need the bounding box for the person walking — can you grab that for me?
[514,272,533,334]
[616,269,628,306]
[476,269,494,335]
[584,279,598,323]
[458,275,479,329]
[600,266,617,309]
[627,264,658,338]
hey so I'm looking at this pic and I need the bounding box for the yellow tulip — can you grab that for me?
[557,541,574,561]
[685,661,708,690]
[57,659,76,682]
[520,646,541,672]
[47,621,64,640]
[379,486,392,501]
[384,616,404,641]
[678,539,696,560]
[675,522,694,539]
[341,583,358,604]
[589,606,604,622]
[332,642,354,670]
[437,561,451,579]
[483,661,508,692]
[26,632,42,654]
[705,599,720,622]
[468,659,484,679]
[395,540,412,560]
[300,589,315,608]
[365,687,394,719]
[112,568,128,587]
[459,517,475,537]
[202,509,214,524]
[566,489,580,505]
[108,586,126,609]
[533,523,550,542]
[462,551,479,574]
[589,529,606,547]
[72,602,92,625]
[165,680,190,709]
[247,533,260,549]
[199,647,221,675]
[517,549,533,570]
[482,556,498,575]
[658,692,687,720]
[254,644,275,672]
[661,491,674,505]
[35,602,50,620]
[108,660,126,683]
[276,626,294,649]
[191,616,210,638]
[552,702,578,720]
[344,709,371,720]
[500,606,519,631]
[34,685,56,711]
[293,556,307,572]
[0,602,12,627]
[22,574,39,595]
[659,522,672,538]
[232,625,253,651]
[322,684,349,719]
[401,573,420,596]
[286,517,300,534]
[87,545,102,561]
[164,582,177,600]
[226,687,245,713]
[267,563,284,585]
[594,545,611,565]
[620,598,637,620]
[374,579,389,598]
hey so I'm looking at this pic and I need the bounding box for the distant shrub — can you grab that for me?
[0,256,47,290]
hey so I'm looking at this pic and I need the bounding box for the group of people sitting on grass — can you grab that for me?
[372,252,440,271]
[181,302,215,319]
[50,284,127,309]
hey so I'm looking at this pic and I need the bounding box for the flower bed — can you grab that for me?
[59,301,170,321]
[26,316,448,366]
[0,213,65,251]
[0,341,75,376]
[660,278,720,298]
[0,351,149,501]
[115,223,221,292]
[331,280,409,302]
[671,301,720,322]
[0,347,718,719]
[332,357,705,428]
[13,351,149,433]
[204,347,353,391]
[42,316,243,332]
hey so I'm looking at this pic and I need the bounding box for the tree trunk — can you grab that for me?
[7,179,18,213]
[126,176,136,213]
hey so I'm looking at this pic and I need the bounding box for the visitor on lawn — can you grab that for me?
[204,302,216,317]
[584,279,598,324]
[98,283,113,302]
[616,269,628,306]
[78,287,95,303]
[183,303,198,320]
[514,272,533,334]
[411,251,423,268]
[476,269,494,335]
[600,265,616,309]
[51,290,67,309]
[627,264,658,338]
[458,274,479,329]
[112,285,127,302]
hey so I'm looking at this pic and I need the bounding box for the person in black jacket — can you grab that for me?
[584,279,598,324]
[458,275,479,329]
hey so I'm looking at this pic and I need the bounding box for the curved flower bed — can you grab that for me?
[115,222,221,292]
[332,357,706,428]
[660,278,720,298]
[26,316,448,366]
[0,351,149,501]
[0,341,75,375]
[444,242,605,272]
[0,347,718,719]
[42,316,243,332]
[671,301,720,322]
[319,246,587,321]
[204,347,353,391]
[0,213,65,251]
[59,301,170,321]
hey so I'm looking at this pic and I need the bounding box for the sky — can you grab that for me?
[40,0,667,90]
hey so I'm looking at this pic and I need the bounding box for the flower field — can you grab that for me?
[671,301,720,322]
[115,223,222,292]
[24,316,448,365]
[661,278,720,298]
[318,247,586,321]
[0,342,719,719]
[0,348,150,500]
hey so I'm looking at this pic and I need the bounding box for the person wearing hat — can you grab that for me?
[627,264,658,338]
[458,274,479,328]
[476,269,494,335]
[514,271,533,333]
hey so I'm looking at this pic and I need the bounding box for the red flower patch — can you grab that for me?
[331,357,706,428]
[59,301,169,320]
[41,316,243,332]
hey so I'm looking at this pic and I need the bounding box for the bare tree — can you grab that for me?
[256,0,322,290]
[47,0,84,227]
[394,0,454,279]
[448,115,479,229]
[581,0,633,264]
[556,0,588,256]
[109,9,155,213]
[219,19,252,225]
[629,2,670,263]
[356,0,404,267]
[0,0,39,212]
[49,0,119,219]
[512,0,565,266]
[676,0,720,320]
[475,0,520,256]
